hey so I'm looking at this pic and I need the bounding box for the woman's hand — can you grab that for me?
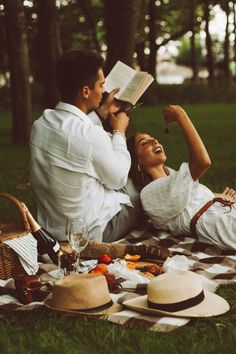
[163,105,188,124]
[214,187,236,203]
[163,104,211,181]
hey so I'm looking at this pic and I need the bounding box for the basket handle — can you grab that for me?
[0,192,31,233]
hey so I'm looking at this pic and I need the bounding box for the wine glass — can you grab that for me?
[67,218,90,273]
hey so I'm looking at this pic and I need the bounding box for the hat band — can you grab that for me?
[148,290,205,312]
[75,300,114,313]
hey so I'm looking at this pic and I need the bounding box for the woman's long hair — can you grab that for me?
[127,134,152,192]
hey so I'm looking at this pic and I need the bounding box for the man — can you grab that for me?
[30,49,143,242]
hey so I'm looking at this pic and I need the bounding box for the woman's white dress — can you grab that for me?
[140,163,236,250]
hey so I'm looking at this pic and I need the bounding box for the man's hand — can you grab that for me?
[96,88,121,120]
[109,111,129,134]
[163,105,188,125]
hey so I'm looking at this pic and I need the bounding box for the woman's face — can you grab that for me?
[134,133,166,169]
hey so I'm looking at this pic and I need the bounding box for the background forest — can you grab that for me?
[0,0,236,144]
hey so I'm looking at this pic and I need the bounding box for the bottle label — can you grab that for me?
[53,242,60,253]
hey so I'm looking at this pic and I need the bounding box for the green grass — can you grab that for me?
[0,284,236,354]
[0,104,236,353]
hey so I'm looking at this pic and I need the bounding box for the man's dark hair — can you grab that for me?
[56,49,104,103]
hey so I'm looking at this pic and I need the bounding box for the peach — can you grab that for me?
[98,253,113,265]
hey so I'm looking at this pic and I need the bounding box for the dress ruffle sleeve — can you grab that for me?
[140,163,199,228]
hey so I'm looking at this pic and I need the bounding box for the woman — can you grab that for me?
[128,105,236,250]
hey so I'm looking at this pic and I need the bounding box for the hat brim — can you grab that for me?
[44,298,122,317]
[123,290,229,318]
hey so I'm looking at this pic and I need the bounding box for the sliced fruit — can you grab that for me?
[127,262,136,270]
[140,264,163,276]
[124,254,141,262]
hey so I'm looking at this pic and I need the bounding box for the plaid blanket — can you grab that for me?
[0,229,236,332]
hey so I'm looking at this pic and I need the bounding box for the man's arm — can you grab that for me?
[88,88,122,128]
[88,88,131,189]
[92,126,131,190]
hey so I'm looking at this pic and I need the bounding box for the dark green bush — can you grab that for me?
[142,81,236,105]
[1,80,236,108]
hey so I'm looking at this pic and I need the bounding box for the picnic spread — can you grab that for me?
[1,225,236,332]
[0,192,236,332]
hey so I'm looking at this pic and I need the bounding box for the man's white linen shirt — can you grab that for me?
[30,102,132,241]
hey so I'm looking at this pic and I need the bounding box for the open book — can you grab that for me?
[104,61,154,106]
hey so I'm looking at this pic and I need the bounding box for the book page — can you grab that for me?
[119,72,154,105]
[118,72,146,103]
[131,74,154,105]
[104,61,136,96]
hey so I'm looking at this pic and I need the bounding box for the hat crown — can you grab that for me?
[51,274,111,311]
[123,270,230,317]
[148,271,203,304]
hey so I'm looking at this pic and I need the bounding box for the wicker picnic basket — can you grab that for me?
[0,192,31,280]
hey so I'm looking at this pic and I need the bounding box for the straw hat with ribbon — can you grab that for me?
[123,270,230,317]
[45,273,122,315]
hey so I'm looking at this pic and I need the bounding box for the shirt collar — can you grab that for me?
[55,101,88,122]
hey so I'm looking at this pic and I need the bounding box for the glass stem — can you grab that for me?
[75,252,81,273]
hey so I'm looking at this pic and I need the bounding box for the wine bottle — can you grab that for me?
[23,204,62,265]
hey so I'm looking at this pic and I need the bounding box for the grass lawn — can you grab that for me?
[0,104,236,354]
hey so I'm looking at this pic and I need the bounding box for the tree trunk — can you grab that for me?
[190,1,197,81]
[136,41,147,71]
[233,0,236,77]
[223,1,230,82]
[104,0,140,74]
[204,0,214,84]
[3,0,32,144]
[76,0,101,52]
[148,0,158,77]
[37,0,62,108]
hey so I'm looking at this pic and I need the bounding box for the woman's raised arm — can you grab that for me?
[163,105,211,181]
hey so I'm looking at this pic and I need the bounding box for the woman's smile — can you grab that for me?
[153,146,163,154]
[134,133,166,168]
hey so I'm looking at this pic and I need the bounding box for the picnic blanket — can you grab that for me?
[0,229,236,332]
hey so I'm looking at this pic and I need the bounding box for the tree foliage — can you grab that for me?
[0,0,235,143]
[175,35,204,69]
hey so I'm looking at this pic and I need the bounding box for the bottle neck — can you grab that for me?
[25,209,41,233]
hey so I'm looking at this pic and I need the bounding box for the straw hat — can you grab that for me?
[123,271,229,317]
[45,273,122,316]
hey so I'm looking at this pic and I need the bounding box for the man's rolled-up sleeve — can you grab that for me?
[92,128,131,190]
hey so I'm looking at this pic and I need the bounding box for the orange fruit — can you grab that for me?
[96,263,108,274]
[88,267,104,275]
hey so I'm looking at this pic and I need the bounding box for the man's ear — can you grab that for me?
[81,85,90,99]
